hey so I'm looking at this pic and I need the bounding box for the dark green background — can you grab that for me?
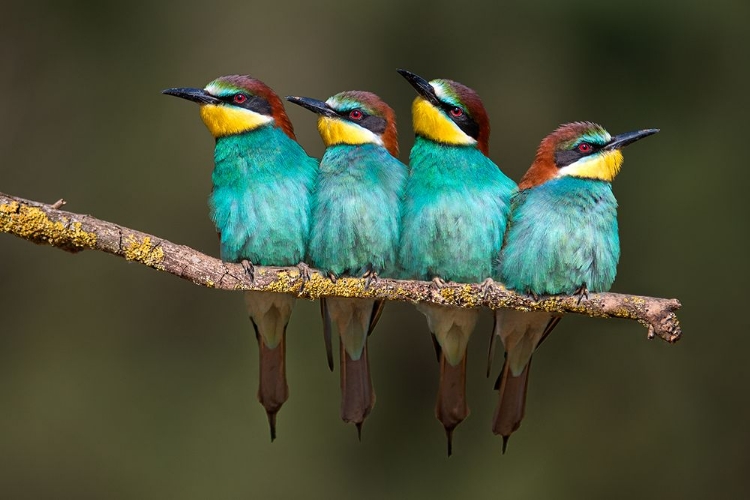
[1,1,747,498]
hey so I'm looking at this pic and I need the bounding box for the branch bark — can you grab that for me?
[0,191,681,343]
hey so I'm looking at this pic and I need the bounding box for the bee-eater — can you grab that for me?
[396,69,516,453]
[491,121,658,451]
[162,75,318,440]
[286,91,407,436]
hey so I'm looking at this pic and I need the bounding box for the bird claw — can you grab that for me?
[241,259,256,284]
[327,271,337,284]
[296,262,311,291]
[362,266,379,290]
[574,283,589,305]
[525,289,540,302]
[479,278,495,301]
[431,277,447,290]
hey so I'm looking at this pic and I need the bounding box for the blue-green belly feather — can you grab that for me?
[398,137,516,283]
[209,125,318,265]
[308,144,407,277]
[500,176,620,294]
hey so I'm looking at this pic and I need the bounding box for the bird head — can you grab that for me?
[286,91,399,157]
[518,122,659,189]
[162,75,296,140]
[397,69,490,155]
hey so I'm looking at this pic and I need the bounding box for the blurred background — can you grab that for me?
[1,0,748,498]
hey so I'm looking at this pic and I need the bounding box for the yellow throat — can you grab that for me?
[411,97,475,147]
[199,104,273,138]
[559,149,624,182]
[317,116,381,147]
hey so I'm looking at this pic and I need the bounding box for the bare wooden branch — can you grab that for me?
[0,191,681,343]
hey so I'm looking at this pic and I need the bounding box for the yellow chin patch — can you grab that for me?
[411,97,475,146]
[317,117,381,148]
[559,149,624,182]
[199,104,273,138]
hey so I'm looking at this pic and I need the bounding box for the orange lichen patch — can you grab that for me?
[0,201,97,251]
[123,235,164,270]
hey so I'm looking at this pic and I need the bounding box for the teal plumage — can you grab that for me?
[287,91,406,435]
[491,122,658,452]
[396,70,515,453]
[211,126,317,265]
[309,144,406,277]
[399,137,516,283]
[500,176,620,294]
[162,75,318,441]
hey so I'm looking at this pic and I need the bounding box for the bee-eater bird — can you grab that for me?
[286,91,407,436]
[162,75,318,440]
[396,69,516,454]
[491,121,658,452]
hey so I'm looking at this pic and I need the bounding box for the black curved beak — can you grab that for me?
[285,96,338,118]
[396,69,441,107]
[162,87,222,105]
[604,128,660,151]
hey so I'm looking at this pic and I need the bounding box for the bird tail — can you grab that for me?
[417,303,479,455]
[340,340,375,439]
[436,352,468,456]
[490,309,560,452]
[492,356,532,452]
[324,297,382,436]
[245,291,296,441]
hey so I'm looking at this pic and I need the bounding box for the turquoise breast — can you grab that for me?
[398,137,516,283]
[209,125,318,265]
[500,176,620,294]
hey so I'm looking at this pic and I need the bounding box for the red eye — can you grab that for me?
[349,109,363,120]
[449,107,463,117]
[233,94,248,104]
[577,142,592,153]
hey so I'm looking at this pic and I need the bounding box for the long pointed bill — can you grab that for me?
[285,96,338,118]
[603,128,660,151]
[162,87,222,105]
[396,69,441,107]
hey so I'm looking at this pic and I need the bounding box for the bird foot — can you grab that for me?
[241,259,256,284]
[296,262,311,290]
[479,278,496,301]
[525,289,540,302]
[362,266,379,290]
[573,283,589,305]
[327,271,337,284]
[431,277,447,290]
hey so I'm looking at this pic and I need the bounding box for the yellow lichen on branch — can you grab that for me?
[124,235,165,270]
[0,201,97,252]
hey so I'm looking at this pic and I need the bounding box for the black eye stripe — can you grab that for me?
[438,102,479,140]
[335,109,387,135]
[554,142,603,168]
[221,94,272,116]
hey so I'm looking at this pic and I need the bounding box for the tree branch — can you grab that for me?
[0,191,681,343]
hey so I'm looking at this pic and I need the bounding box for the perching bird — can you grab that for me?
[490,121,658,452]
[162,75,318,440]
[286,91,407,436]
[396,69,516,454]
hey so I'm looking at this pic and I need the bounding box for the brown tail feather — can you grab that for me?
[436,354,469,456]
[340,340,375,436]
[320,298,334,371]
[492,356,532,453]
[253,321,288,442]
